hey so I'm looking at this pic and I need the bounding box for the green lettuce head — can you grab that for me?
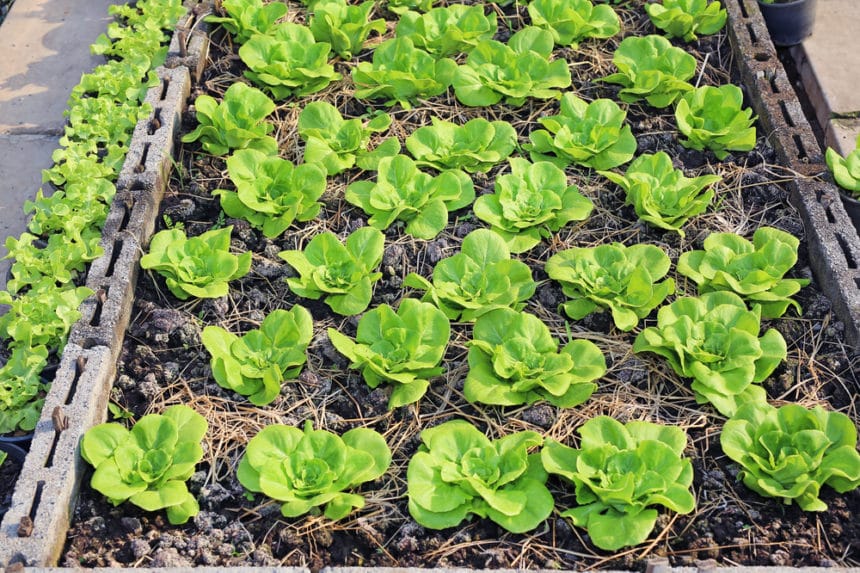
[674,84,756,160]
[542,417,696,551]
[238,421,391,519]
[721,402,860,511]
[407,419,553,533]
[633,291,787,416]
[80,405,208,524]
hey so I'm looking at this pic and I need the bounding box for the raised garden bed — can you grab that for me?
[2,0,859,569]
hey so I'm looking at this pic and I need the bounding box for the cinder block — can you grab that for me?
[165,2,212,83]
[0,343,116,567]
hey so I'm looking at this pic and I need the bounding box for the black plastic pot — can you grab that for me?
[0,441,27,465]
[840,193,860,232]
[758,0,817,47]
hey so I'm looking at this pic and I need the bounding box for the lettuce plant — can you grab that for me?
[407,419,553,533]
[527,93,637,170]
[677,227,810,318]
[386,0,433,15]
[309,0,386,60]
[328,298,450,408]
[5,231,103,294]
[0,282,93,351]
[453,27,571,107]
[212,150,326,239]
[345,155,474,240]
[0,345,49,435]
[545,243,674,331]
[474,158,593,253]
[298,102,399,176]
[238,421,391,519]
[279,227,384,316]
[405,117,516,173]
[527,0,620,48]
[825,134,860,195]
[206,0,287,44]
[601,35,696,108]
[239,23,342,99]
[395,4,497,57]
[675,84,756,160]
[182,82,277,156]
[541,417,696,551]
[404,229,536,321]
[633,291,787,416]
[721,402,860,511]
[465,308,605,407]
[80,405,208,525]
[352,37,457,109]
[139,227,252,300]
[599,151,720,236]
[202,306,313,406]
[645,0,727,42]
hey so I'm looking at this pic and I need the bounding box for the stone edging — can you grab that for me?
[2,0,859,568]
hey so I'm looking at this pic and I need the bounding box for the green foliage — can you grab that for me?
[239,23,342,99]
[386,0,433,14]
[542,417,696,550]
[80,405,208,524]
[395,4,497,57]
[474,158,593,253]
[237,421,391,519]
[345,155,475,239]
[328,299,450,408]
[527,93,637,170]
[465,308,605,407]
[407,420,553,532]
[405,117,516,173]
[645,0,727,42]
[825,134,860,195]
[202,306,313,406]
[0,346,49,435]
[633,291,787,416]
[309,0,386,59]
[279,227,384,316]
[4,230,104,294]
[675,84,756,160]
[677,227,810,318]
[404,229,537,321]
[527,0,620,48]
[721,402,860,511]
[0,283,93,351]
[599,151,719,236]
[601,35,696,108]
[453,27,571,107]
[139,227,252,300]
[352,37,458,108]
[0,451,6,467]
[298,102,399,175]
[545,243,674,331]
[182,82,277,156]
[207,0,288,44]
[212,149,326,238]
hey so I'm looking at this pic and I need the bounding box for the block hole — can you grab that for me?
[134,143,150,174]
[825,205,836,224]
[792,134,808,161]
[754,52,770,62]
[118,197,134,233]
[63,356,87,405]
[855,277,860,290]
[739,0,749,17]
[147,108,163,135]
[836,233,858,269]
[769,75,780,95]
[89,288,108,327]
[44,432,60,468]
[160,78,170,101]
[779,100,795,127]
[105,239,124,278]
[747,22,758,44]
[24,480,45,525]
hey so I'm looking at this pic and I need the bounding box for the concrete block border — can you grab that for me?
[1,0,859,568]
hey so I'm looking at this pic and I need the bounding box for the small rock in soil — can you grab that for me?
[150,547,192,567]
[520,403,556,429]
[120,516,142,535]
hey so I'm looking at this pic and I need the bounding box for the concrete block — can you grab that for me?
[165,2,212,83]
[97,186,160,247]
[0,343,117,567]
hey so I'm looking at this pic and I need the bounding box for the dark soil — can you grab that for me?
[0,446,24,522]
[62,0,859,569]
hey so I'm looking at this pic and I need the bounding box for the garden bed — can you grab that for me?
[12,0,860,569]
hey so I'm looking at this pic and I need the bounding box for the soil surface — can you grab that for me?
[61,0,859,569]
[0,445,24,522]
